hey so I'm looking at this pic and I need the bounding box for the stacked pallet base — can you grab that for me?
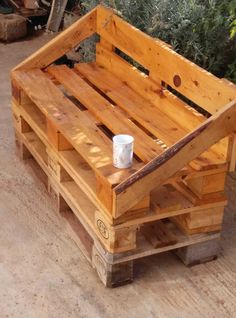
[12,96,224,287]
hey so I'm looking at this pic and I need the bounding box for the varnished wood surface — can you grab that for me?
[96,5,236,114]
[1,33,236,318]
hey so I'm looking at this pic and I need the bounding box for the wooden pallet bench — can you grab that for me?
[11,5,236,287]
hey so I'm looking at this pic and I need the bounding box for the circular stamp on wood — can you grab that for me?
[96,219,109,239]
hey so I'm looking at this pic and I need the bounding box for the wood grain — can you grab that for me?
[114,99,236,216]
[96,5,236,114]
[13,7,97,71]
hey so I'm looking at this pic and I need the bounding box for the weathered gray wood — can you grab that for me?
[46,0,68,32]
[92,245,133,287]
[175,238,221,266]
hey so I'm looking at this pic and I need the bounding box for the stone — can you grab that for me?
[0,14,27,42]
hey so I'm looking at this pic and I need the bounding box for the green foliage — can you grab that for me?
[80,0,236,82]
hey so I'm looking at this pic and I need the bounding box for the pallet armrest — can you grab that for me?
[12,7,97,71]
[113,99,236,217]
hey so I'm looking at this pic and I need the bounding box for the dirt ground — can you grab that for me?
[0,34,236,318]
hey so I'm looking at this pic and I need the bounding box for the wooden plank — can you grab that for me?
[113,99,236,217]
[96,43,228,159]
[184,207,224,230]
[12,99,131,217]
[11,69,139,191]
[96,5,236,114]
[171,181,227,206]
[95,183,226,229]
[47,65,164,162]
[185,172,226,198]
[153,221,178,245]
[101,224,221,264]
[94,211,137,253]
[92,245,134,287]
[47,118,73,151]
[13,7,97,71]
[16,125,99,244]
[172,206,224,235]
[61,208,94,261]
[142,221,177,248]
[96,43,204,130]
[76,62,186,145]
[46,0,68,32]
[99,38,114,51]
[12,69,111,168]
[141,225,163,248]
[20,131,48,171]
[76,62,227,171]
[227,134,236,171]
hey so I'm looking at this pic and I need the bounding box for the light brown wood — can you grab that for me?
[47,65,164,162]
[96,43,229,160]
[13,7,97,71]
[114,99,236,217]
[227,134,236,171]
[94,210,137,253]
[185,172,226,198]
[11,68,140,192]
[96,5,236,114]
[76,62,187,146]
[12,99,114,216]
[172,206,224,235]
[76,62,227,171]
[96,43,203,130]
[141,221,177,248]
[47,118,73,151]
[171,181,227,206]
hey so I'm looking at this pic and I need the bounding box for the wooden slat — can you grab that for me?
[96,43,228,159]
[96,5,236,114]
[96,43,204,130]
[47,65,164,162]
[12,100,115,215]
[171,181,227,206]
[11,69,138,188]
[141,221,177,248]
[76,62,185,145]
[227,134,236,171]
[13,7,97,71]
[76,62,226,171]
[113,99,236,217]
[22,131,48,166]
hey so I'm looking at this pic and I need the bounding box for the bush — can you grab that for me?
[81,0,236,82]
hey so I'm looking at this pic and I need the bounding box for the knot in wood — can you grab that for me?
[173,75,181,87]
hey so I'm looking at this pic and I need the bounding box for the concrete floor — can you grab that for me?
[0,34,236,318]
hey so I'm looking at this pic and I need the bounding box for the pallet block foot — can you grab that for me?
[92,245,133,287]
[175,238,220,266]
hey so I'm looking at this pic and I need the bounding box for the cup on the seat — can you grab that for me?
[113,134,134,169]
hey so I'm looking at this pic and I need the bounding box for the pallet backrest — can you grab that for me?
[96,5,236,115]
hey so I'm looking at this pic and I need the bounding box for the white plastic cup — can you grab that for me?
[113,134,134,169]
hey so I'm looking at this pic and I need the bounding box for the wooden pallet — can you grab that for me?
[11,5,236,286]
[14,133,222,286]
[13,107,224,285]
